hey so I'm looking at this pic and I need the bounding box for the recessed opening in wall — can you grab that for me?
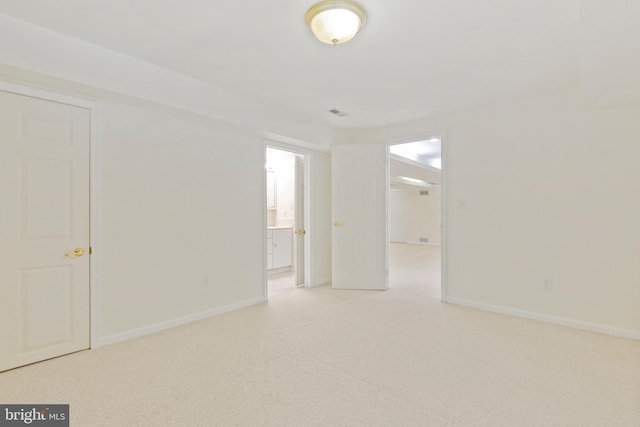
[388,137,443,299]
[265,146,308,298]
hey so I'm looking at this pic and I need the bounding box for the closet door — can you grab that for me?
[0,90,91,372]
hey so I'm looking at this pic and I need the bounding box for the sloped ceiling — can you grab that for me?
[0,1,637,133]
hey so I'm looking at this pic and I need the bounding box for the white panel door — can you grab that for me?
[332,144,388,290]
[0,90,90,372]
[389,189,407,243]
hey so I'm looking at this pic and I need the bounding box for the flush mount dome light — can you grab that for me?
[305,0,367,45]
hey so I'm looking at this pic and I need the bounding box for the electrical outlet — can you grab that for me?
[543,278,553,291]
[202,275,210,287]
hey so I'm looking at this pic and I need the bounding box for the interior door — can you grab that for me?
[389,189,407,243]
[332,144,388,290]
[294,154,305,286]
[0,90,91,372]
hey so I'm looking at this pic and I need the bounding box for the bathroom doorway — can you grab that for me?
[265,144,310,297]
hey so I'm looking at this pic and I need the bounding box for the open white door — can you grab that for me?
[0,90,91,372]
[332,144,388,290]
[294,154,305,286]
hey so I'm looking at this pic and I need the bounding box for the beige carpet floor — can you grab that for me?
[1,243,639,426]
[267,269,297,298]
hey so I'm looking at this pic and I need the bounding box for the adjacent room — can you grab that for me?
[265,146,306,296]
[389,138,442,297]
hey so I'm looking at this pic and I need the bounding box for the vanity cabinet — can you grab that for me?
[267,228,292,270]
[267,231,274,270]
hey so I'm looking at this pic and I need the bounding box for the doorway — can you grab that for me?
[387,137,443,299]
[264,144,310,298]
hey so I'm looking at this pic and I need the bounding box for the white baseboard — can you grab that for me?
[446,297,640,340]
[310,278,331,287]
[98,296,266,347]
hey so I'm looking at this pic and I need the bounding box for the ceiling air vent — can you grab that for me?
[328,109,349,118]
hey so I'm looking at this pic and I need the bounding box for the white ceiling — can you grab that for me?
[0,1,637,132]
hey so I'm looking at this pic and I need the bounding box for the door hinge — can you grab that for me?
[89,247,93,255]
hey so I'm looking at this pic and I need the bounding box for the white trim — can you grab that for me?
[440,131,448,302]
[0,80,102,348]
[262,132,330,153]
[263,140,314,295]
[446,297,640,341]
[99,296,266,347]
[262,146,269,301]
[386,147,390,288]
[89,105,102,349]
[0,80,95,110]
[303,148,313,287]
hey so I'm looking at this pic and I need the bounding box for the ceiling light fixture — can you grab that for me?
[305,0,367,45]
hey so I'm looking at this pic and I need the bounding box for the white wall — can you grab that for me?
[98,102,266,338]
[0,14,334,342]
[406,187,441,245]
[349,87,640,337]
[94,102,330,339]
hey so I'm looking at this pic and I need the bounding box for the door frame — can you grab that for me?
[0,80,101,348]
[263,140,313,296]
[386,132,448,301]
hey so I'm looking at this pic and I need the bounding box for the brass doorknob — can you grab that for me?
[333,221,343,227]
[65,248,86,257]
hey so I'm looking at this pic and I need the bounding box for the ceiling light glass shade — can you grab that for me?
[305,0,367,45]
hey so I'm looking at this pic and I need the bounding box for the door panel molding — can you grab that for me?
[332,144,388,290]
[0,80,101,351]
